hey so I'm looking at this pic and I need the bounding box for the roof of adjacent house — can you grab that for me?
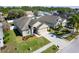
[0,23,3,38]
[26,11,34,15]
[14,15,62,31]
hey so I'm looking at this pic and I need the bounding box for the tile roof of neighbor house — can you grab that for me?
[14,15,60,31]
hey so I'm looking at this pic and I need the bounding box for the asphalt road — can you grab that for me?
[59,36,79,53]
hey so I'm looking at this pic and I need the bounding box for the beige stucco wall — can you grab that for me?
[38,24,49,33]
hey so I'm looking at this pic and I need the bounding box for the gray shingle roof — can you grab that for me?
[38,15,58,25]
[14,16,31,31]
[14,15,59,31]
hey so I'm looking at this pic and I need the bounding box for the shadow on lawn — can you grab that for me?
[13,29,22,36]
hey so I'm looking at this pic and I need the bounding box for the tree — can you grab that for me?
[17,9,25,18]
[7,9,25,20]
[33,10,38,16]
[3,21,10,32]
[67,14,79,32]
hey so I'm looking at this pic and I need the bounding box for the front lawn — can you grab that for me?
[2,30,16,52]
[16,36,50,53]
[3,30,50,53]
[42,45,59,53]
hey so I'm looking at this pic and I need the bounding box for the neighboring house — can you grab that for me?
[43,12,51,16]
[7,20,15,23]
[61,19,67,27]
[34,11,51,18]
[25,11,34,17]
[37,11,45,16]
[51,10,59,16]
[0,23,4,48]
[14,15,67,36]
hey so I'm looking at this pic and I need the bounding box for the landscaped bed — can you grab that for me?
[48,28,70,36]
[65,32,79,41]
[3,30,50,53]
[42,45,59,53]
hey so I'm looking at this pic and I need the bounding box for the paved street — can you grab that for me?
[58,36,79,53]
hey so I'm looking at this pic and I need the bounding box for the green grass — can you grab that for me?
[4,30,16,44]
[42,45,59,53]
[16,37,50,53]
[3,30,17,53]
[3,30,50,53]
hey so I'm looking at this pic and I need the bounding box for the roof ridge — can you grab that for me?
[22,18,32,30]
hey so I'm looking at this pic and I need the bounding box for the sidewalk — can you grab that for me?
[33,43,54,53]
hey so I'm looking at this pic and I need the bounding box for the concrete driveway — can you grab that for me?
[39,30,69,49]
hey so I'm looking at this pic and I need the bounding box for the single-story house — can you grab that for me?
[51,10,59,16]
[37,11,45,16]
[14,15,67,36]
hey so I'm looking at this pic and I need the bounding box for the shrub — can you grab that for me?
[61,29,70,34]
[52,45,58,50]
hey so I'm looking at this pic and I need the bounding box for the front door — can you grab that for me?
[33,27,38,34]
